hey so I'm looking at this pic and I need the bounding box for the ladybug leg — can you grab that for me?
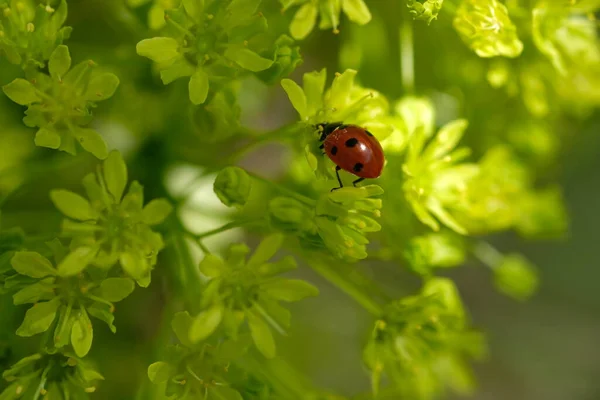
[352,177,365,187]
[331,166,343,192]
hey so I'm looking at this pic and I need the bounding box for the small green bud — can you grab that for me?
[494,254,539,301]
[26,23,35,33]
[453,0,523,58]
[405,232,466,274]
[213,166,252,208]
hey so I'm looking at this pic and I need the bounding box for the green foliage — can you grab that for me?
[281,0,371,40]
[189,234,318,358]
[0,0,594,398]
[50,150,172,285]
[453,0,523,58]
[0,0,71,68]
[407,0,444,24]
[2,45,119,158]
[136,0,299,104]
[363,278,486,399]
[1,352,103,399]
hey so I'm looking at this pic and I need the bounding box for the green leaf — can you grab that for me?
[50,190,95,221]
[120,252,148,281]
[171,311,194,347]
[247,311,276,358]
[16,298,61,337]
[98,278,135,302]
[160,58,196,84]
[148,362,176,384]
[142,199,173,225]
[199,254,226,278]
[87,302,116,333]
[84,73,120,101]
[422,119,468,161]
[54,304,75,348]
[11,251,56,278]
[71,308,93,357]
[1,353,42,379]
[342,0,371,24]
[48,45,71,80]
[72,127,109,160]
[13,280,55,305]
[104,150,128,202]
[224,45,274,72]
[261,279,319,302]
[246,233,284,269]
[57,246,97,277]
[189,305,223,343]
[182,0,204,20]
[281,79,308,119]
[2,78,41,105]
[189,68,209,105]
[34,127,61,149]
[136,37,180,63]
[303,68,326,116]
[290,2,318,40]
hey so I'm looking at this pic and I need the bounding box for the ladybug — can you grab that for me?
[317,122,385,191]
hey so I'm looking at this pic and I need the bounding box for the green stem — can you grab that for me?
[309,258,383,316]
[472,241,503,270]
[249,172,316,206]
[32,365,50,400]
[400,10,415,94]
[226,123,305,164]
[192,219,255,240]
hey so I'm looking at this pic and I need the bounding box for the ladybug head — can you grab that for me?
[315,122,344,141]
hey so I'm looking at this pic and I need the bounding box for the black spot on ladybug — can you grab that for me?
[345,138,359,147]
[366,130,373,137]
[331,146,338,155]
[353,163,364,173]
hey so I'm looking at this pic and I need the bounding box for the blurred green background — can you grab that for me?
[1,0,599,399]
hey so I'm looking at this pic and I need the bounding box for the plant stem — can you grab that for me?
[227,123,305,164]
[249,172,316,206]
[309,258,383,316]
[193,219,254,240]
[400,11,415,94]
[472,241,503,270]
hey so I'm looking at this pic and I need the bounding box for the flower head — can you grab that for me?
[453,0,523,58]
[50,151,172,286]
[0,0,71,68]
[407,0,444,24]
[188,234,319,358]
[281,0,372,40]
[363,278,485,398]
[2,45,119,158]
[136,0,296,104]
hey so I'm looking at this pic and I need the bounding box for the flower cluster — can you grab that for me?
[0,0,71,68]
[5,241,136,358]
[453,0,523,58]
[280,0,371,40]
[363,278,486,398]
[1,352,103,399]
[136,0,300,104]
[2,45,119,158]
[407,0,444,24]
[269,185,383,262]
[189,234,319,358]
[281,68,395,179]
[50,151,172,286]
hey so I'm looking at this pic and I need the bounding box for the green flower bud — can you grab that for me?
[453,0,523,58]
[493,254,539,301]
[404,232,466,274]
[407,0,444,24]
[213,166,252,208]
[256,35,303,85]
[268,197,317,234]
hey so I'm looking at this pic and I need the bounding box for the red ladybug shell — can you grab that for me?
[323,125,385,179]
